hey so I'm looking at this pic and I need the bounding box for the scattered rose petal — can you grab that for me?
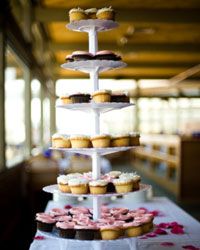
[146,232,157,237]
[170,222,184,228]
[182,245,200,250]
[154,228,168,235]
[161,242,175,247]
[150,210,163,217]
[171,225,184,234]
[34,236,45,240]
[64,205,72,209]
[157,222,171,229]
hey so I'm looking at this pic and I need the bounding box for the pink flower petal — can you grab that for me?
[146,232,157,237]
[171,226,185,234]
[182,245,200,250]
[34,236,45,240]
[157,222,171,229]
[170,222,184,228]
[154,228,168,235]
[161,242,175,247]
[150,210,162,217]
[64,205,72,209]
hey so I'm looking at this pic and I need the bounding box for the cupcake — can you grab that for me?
[65,54,74,62]
[99,224,121,240]
[123,221,143,237]
[95,50,121,61]
[57,175,71,193]
[113,176,133,193]
[91,90,111,103]
[119,172,141,190]
[111,134,130,147]
[56,221,76,238]
[52,134,71,148]
[96,7,115,21]
[60,95,72,104]
[70,135,91,148]
[89,180,108,194]
[129,132,140,146]
[69,93,91,103]
[36,214,56,232]
[139,214,154,233]
[68,178,89,194]
[75,224,100,240]
[69,8,88,22]
[90,134,111,148]
[71,51,93,61]
[111,93,129,103]
[107,171,121,179]
[85,8,97,19]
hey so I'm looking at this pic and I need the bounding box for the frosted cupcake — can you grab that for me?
[69,7,88,22]
[89,180,108,194]
[52,133,71,148]
[129,132,140,146]
[85,8,97,19]
[123,221,143,237]
[96,7,115,21]
[113,176,133,193]
[107,171,121,179]
[111,134,130,147]
[70,135,91,148]
[36,214,56,232]
[56,221,76,238]
[99,224,121,240]
[91,134,111,148]
[68,178,89,194]
[57,175,71,193]
[60,95,72,104]
[120,172,141,190]
[91,89,111,103]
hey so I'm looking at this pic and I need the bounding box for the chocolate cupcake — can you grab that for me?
[111,93,129,103]
[56,221,76,238]
[71,51,93,61]
[94,50,121,61]
[69,93,91,103]
[36,214,56,232]
[75,224,99,240]
[65,54,74,62]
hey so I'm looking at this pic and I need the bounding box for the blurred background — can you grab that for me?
[0,0,200,249]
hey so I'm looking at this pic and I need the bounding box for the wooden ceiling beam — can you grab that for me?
[49,42,200,53]
[34,7,200,24]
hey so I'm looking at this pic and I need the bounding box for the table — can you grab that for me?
[30,197,200,250]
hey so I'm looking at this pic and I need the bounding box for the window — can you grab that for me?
[5,48,26,167]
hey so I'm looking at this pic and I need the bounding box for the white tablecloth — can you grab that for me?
[29,197,200,250]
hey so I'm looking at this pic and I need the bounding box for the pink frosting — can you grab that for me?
[36,212,54,218]
[100,224,120,230]
[100,206,110,213]
[95,50,115,55]
[54,215,72,222]
[72,51,93,56]
[97,218,115,224]
[36,214,56,224]
[114,214,133,221]
[123,221,142,228]
[75,224,98,230]
[70,207,89,214]
[56,221,75,229]
[49,208,68,216]
[111,208,129,216]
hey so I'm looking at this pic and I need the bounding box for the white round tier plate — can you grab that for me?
[61,60,126,74]
[67,19,118,32]
[56,102,134,113]
[43,184,150,198]
[49,146,136,156]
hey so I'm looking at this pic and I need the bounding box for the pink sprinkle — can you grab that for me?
[146,232,157,237]
[171,225,185,234]
[161,242,175,247]
[182,245,200,250]
[154,228,168,235]
[34,236,45,240]
[64,205,72,209]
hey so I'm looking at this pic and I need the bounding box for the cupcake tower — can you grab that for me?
[48,11,142,220]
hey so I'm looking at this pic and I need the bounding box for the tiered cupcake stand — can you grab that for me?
[41,19,151,249]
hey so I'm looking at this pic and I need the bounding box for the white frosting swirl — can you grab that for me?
[89,180,108,186]
[68,178,89,186]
